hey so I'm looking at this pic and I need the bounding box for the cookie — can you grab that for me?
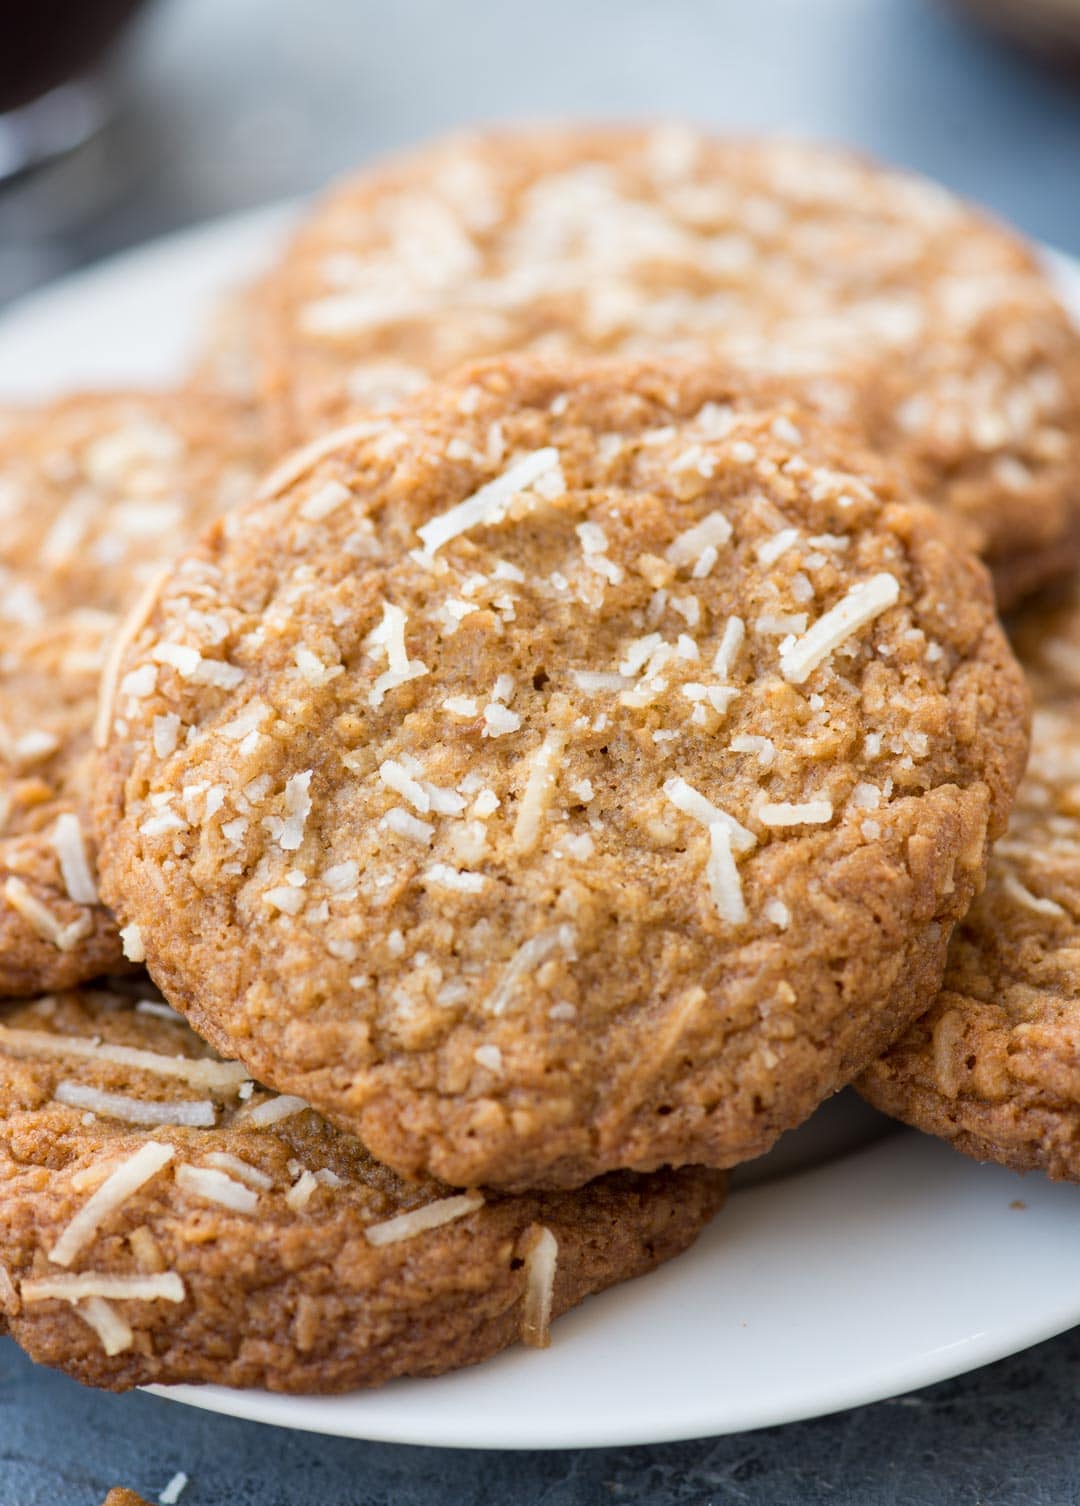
[859,586,1080,1180]
[188,285,266,407]
[0,988,726,1392]
[94,358,1028,1190]
[251,124,1080,606]
[102,1493,153,1506]
[0,392,264,995]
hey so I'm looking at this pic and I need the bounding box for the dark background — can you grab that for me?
[2,1,1080,1501]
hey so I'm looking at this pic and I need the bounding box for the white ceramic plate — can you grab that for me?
[2,210,1079,1450]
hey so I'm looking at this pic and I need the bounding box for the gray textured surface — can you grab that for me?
[3,1328,1080,1505]
[2,0,1080,1500]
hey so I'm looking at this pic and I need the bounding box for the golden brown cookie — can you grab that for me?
[102,1492,154,1506]
[94,358,1028,1190]
[188,284,267,408]
[859,586,1080,1180]
[0,988,726,1392]
[0,392,264,995]
[251,124,1080,606]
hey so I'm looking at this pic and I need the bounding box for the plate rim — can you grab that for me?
[2,202,1079,1450]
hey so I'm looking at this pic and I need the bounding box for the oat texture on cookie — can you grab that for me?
[95,359,1029,1189]
[252,124,1080,604]
[0,393,264,995]
[859,587,1080,1181]
[0,988,725,1391]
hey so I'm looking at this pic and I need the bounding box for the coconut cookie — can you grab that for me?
[0,990,726,1392]
[0,392,264,995]
[189,285,268,408]
[858,587,1080,1180]
[94,359,1028,1189]
[252,124,1080,605]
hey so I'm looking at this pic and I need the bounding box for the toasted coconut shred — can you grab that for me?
[2,877,92,952]
[240,1092,311,1127]
[76,1295,134,1356]
[521,1225,559,1348]
[363,1190,484,1247]
[49,1141,175,1268]
[203,1151,273,1189]
[175,1163,259,1213]
[21,1271,186,1304]
[49,812,99,905]
[93,564,172,748]
[54,1081,216,1128]
[0,1024,248,1091]
[0,1261,18,1316]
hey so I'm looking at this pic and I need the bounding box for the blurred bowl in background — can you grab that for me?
[0,0,149,181]
[950,0,1080,63]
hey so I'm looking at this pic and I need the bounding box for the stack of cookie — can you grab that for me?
[1,124,1078,1397]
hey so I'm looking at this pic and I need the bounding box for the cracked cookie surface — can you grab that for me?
[0,987,725,1391]
[252,124,1080,606]
[859,586,1080,1180]
[95,359,1028,1189]
[0,392,264,994]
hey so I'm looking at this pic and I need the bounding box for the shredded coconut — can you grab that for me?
[379,759,430,812]
[49,1141,175,1267]
[76,1296,133,1356]
[482,703,521,737]
[730,734,776,768]
[49,813,98,905]
[119,924,145,962]
[93,565,171,748]
[417,448,562,555]
[152,713,181,759]
[487,925,576,1016]
[756,527,800,566]
[279,770,313,851]
[667,511,732,569]
[256,418,385,501]
[242,1093,310,1127]
[159,1471,189,1505]
[473,1044,503,1073]
[1002,873,1067,918]
[764,897,791,929]
[285,1169,319,1212]
[779,574,901,683]
[204,1152,272,1189]
[322,860,359,892]
[706,824,746,924]
[422,863,487,893]
[663,776,756,852]
[364,1190,485,1246]
[756,612,808,636]
[513,731,566,853]
[300,478,352,521]
[521,1226,558,1348]
[367,602,428,705]
[176,1163,258,1213]
[3,877,93,952]
[758,799,833,827]
[712,616,745,679]
[152,641,202,677]
[54,1082,216,1128]
[570,670,632,693]
[263,885,305,915]
[0,1024,248,1090]
[21,1271,185,1304]
[293,645,343,685]
[381,807,434,844]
